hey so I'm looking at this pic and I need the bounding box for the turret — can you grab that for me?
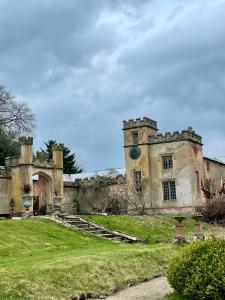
[123,117,158,146]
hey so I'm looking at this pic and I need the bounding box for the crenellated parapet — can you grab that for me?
[19,137,33,145]
[148,127,202,145]
[123,117,158,130]
[64,174,126,189]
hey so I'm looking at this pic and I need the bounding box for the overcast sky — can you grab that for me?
[1,0,225,171]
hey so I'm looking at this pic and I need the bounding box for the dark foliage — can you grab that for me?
[0,129,20,165]
[41,140,83,174]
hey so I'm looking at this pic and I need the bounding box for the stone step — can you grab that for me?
[71,223,90,227]
[98,233,115,238]
[55,216,141,244]
[85,230,104,234]
[82,227,101,232]
[67,221,86,225]
[64,218,81,222]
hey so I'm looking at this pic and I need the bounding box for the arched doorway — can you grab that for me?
[32,172,52,215]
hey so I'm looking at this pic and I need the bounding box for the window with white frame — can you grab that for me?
[134,171,142,192]
[162,180,176,200]
[162,155,173,169]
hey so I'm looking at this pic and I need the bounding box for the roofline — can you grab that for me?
[203,156,225,166]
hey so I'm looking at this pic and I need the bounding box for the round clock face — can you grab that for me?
[129,146,141,160]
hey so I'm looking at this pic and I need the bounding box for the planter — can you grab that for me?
[22,195,33,209]
[191,214,202,222]
[174,216,186,223]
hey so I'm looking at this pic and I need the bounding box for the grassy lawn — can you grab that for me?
[85,214,220,244]
[0,217,178,299]
[162,292,183,300]
[0,216,224,299]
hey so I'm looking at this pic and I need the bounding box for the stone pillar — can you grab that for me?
[52,144,64,211]
[192,215,205,241]
[10,137,34,214]
[52,144,64,169]
[174,216,186,244]
[19,137,33,164]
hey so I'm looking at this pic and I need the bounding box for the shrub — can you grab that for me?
[105,198,122,215]
[167,239,225,300]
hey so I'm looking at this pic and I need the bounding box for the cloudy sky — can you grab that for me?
[1,0,225,171]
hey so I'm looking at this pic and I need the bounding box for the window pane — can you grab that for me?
[162,155,173,169]
[163,181,170,200]
[163,180,176,200]
[170,181,176,199]
[134,171,142,191]
[132,132,139,145]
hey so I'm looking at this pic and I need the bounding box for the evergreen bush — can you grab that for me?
[167,239,225,300]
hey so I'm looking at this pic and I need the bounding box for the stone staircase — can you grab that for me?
[54,215,144,243]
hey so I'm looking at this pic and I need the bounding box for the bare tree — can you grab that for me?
[109,181,146,215]
[201,178,225,224]
[0,86,35,134]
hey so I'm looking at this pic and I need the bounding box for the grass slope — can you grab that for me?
[0,218,177,299]
[85,214,215,244]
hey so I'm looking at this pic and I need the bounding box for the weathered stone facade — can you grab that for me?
[64,174,127,214]
[0,137,64,216]
[123,117,225,213]
[1,117,225,216]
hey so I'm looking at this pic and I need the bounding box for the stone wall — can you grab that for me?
[64,175,127,214]
[0,176,10,214]
[204,157,225,182]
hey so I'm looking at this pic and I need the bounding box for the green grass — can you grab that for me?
[0,216,223,299]
[0,218,178,299]
[85,214,216,244]
[162,292,183,300]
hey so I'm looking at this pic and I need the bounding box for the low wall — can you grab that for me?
[0,177,10,214]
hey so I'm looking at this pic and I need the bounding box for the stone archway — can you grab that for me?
[32,172,52,215]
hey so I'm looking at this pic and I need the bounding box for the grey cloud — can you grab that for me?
[1,0,225,170]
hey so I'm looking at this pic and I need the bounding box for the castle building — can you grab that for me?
[0,117,225,216]
[123,117,225,213]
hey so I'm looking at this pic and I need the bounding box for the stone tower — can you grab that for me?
[123,117,158,208]
[123,117,205,213]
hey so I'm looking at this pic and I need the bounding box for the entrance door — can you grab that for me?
[33,196,39,215]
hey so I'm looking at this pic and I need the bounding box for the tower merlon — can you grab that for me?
[52,144,64,152]
[123,117,158,130]
[19,136,33,145]
[148,127,202,145]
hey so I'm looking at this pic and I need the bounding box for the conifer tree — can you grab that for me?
[41,140,83,174]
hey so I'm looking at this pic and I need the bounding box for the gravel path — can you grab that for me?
[105,276,173,300]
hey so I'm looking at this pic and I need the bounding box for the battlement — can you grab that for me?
[148,127,202,145]
[123,117,158,130]
[64,174,126,188]
[52,144,64,151]
[19,136,33,145]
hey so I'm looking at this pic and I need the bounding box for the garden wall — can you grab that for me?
[0,176,10,214]
[63,176,127,214]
